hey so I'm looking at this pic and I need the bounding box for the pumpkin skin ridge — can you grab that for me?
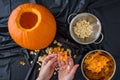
[8,3,56,50]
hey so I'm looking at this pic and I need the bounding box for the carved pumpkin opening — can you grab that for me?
[20,12,38,29]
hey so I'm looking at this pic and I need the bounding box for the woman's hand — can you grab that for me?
[58,57,79,80]
[37,54,58,80]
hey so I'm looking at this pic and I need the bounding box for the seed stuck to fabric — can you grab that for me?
[30,61,33,64]
[20,61,26,66]
[73,55,77,59]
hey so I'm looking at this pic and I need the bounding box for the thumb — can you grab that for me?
[70,64,79,76]
[46,58,57,67]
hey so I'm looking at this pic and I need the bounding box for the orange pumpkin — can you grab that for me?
[8,3,56,50]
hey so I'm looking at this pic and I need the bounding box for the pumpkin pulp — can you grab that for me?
[20,12,38,29]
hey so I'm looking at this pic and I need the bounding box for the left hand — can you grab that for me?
[37,54,58,80]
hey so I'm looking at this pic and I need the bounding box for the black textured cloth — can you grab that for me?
[0,0,120,80]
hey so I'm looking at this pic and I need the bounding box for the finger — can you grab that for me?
[68,57,74,65]
[68,57,74,69]
[61,61,66,66]
[69,64,79,76]
[45,54,57,61]
[58,59,61,67]
[42,54,57,67]
[58,60,63,67]
[65,57,69,65]
[58,54,62,67]
[57,53,60,58]
[46,57,57,67]
[53,61,58,67]
[44,54,58,63]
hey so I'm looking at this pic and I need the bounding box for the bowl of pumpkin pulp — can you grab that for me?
[81,50,116,80]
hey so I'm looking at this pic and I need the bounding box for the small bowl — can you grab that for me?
[69,13,103,44]
[81,50,116,80]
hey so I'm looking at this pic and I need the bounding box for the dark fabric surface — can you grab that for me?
[0,0,120,80]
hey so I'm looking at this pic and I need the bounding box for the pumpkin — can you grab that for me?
[8,3,56,50]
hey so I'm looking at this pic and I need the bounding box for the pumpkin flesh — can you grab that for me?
[20,12,38,29]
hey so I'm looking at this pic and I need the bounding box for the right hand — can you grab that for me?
[58,56,79,80]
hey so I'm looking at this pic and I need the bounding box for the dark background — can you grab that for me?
[0,0,120,80]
